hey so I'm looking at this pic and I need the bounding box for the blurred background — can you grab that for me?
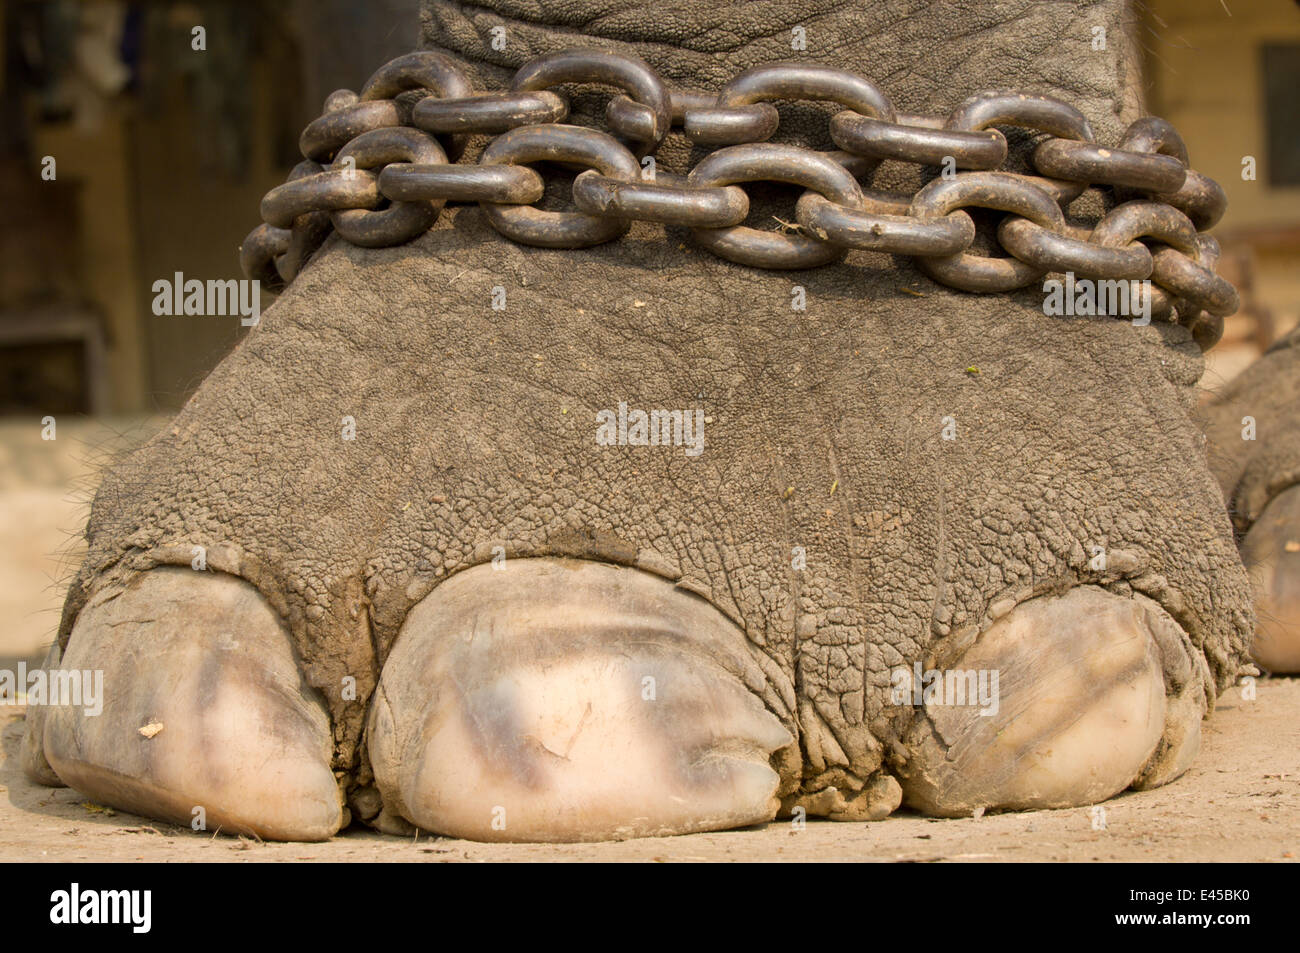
[0,0,423,673]
[0,0,1297,672]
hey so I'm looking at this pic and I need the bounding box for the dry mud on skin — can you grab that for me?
[2,680,1297,863]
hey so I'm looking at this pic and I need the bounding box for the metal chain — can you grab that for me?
[241,49,1239,350]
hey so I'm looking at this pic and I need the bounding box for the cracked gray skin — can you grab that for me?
[1204,326,1300,538]
[1202,326,1300,672]
[26,0,1254,837]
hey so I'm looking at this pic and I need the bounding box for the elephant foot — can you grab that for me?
[27,567,344,842]
[1241,484,1300,673]
[366,558,792,842]
[27,569,1218,839]
[898,587,1207,816]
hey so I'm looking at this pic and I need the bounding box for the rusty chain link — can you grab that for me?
[240,49,1240,349]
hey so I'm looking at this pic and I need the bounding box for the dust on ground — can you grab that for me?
[2,679,1296,862]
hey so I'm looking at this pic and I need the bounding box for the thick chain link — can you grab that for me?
[240,49,1238,349]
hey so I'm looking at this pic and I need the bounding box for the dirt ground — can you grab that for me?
[2,677,1296,863]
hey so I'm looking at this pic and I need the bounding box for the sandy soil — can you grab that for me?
[2,678,1296,863]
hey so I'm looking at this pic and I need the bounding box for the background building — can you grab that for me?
[1143,0,1300,386]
